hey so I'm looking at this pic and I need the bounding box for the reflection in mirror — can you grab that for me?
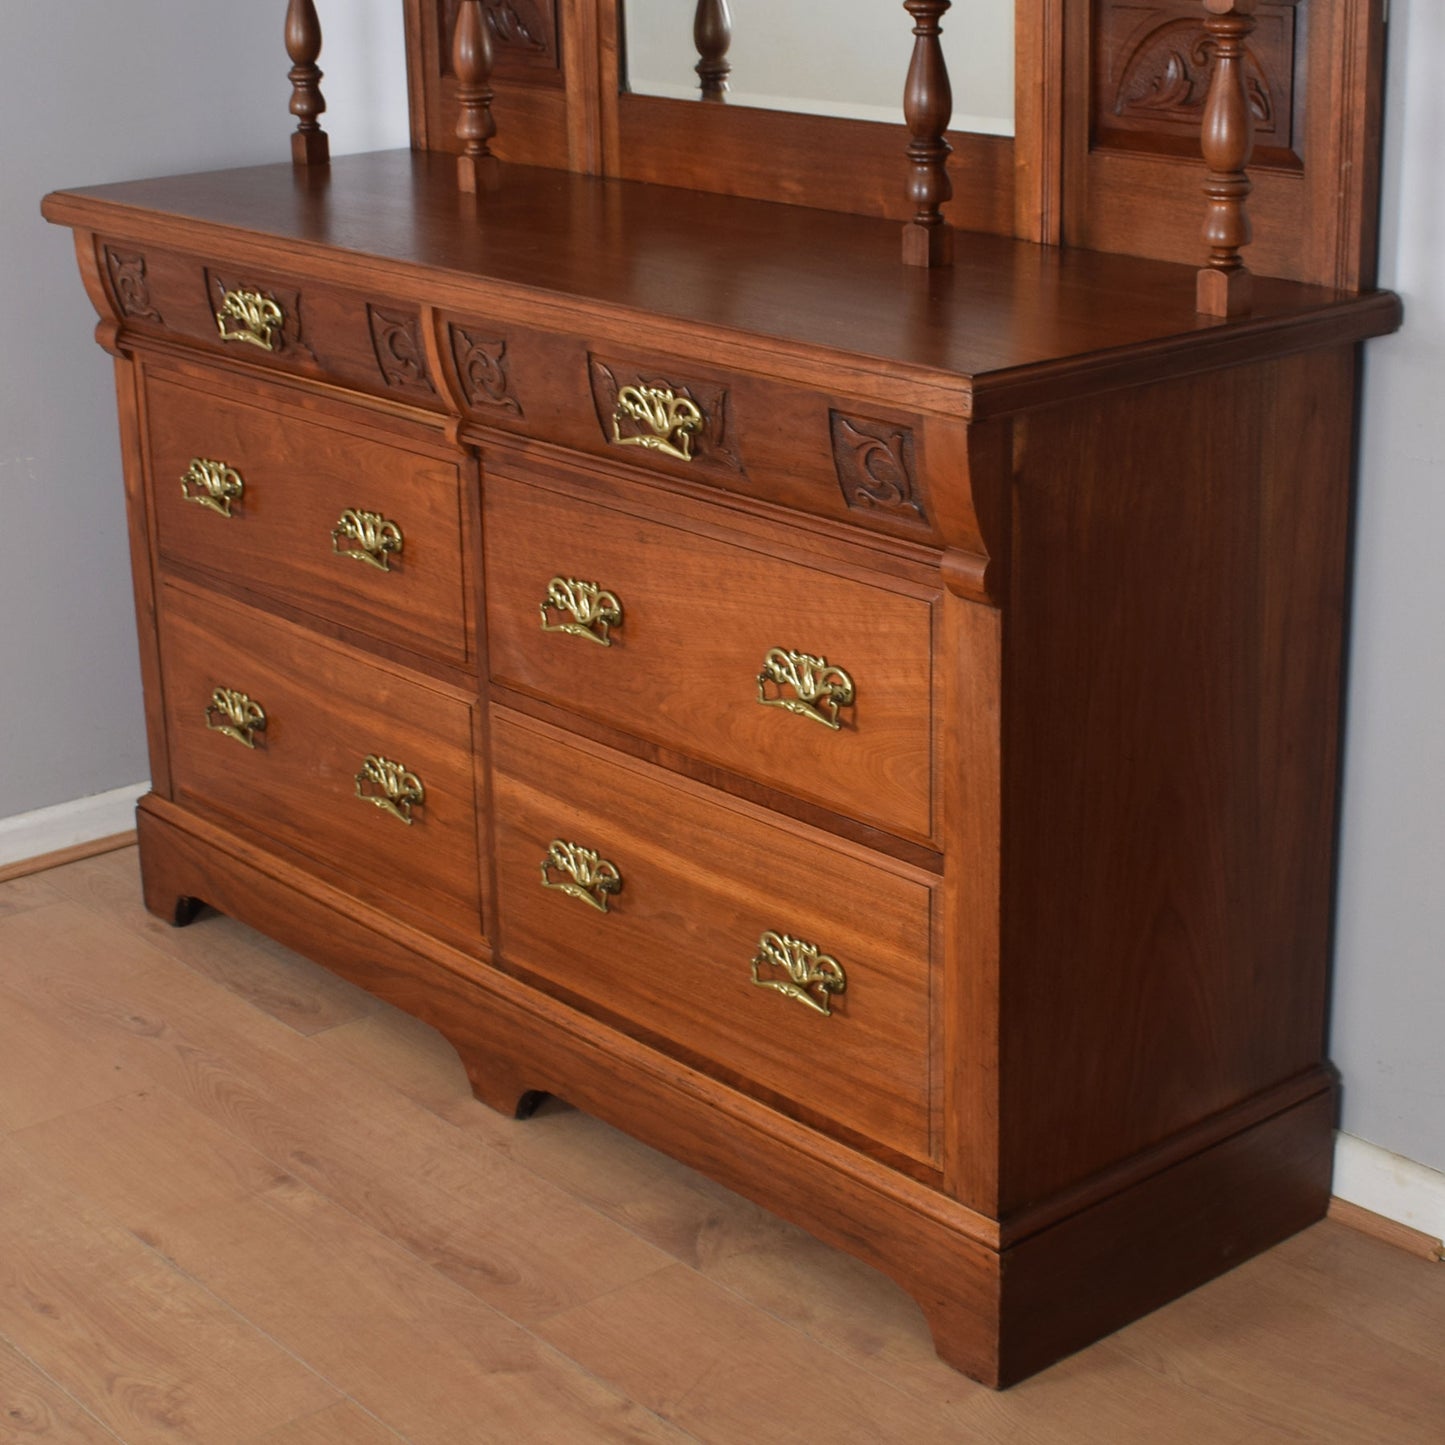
[623,0,1015,137]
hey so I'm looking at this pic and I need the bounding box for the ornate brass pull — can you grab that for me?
[205,687,267,749]
[215,287,284,351]
[612,385,703,462]
[539,577,623,647]
[751,931,847,1017]
[182,458,245,518]
[540,839,622,913]
[332,509,404,571]
[756,648,856,730]
[354,755,425,825]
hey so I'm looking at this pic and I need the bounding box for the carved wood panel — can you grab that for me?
[104,248,163,324]
[829,413,928,527]
[1094,0,1304,170]
[450,325,524,415]
[437,0,560,77]
[367,306,437,396]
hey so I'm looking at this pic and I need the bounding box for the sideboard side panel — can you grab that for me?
[999,345,1357,1211]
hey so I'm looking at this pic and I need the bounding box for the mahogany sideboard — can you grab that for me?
[44,0,1401,1387]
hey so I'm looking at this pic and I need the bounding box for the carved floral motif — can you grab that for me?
[1095,1,1300,165]
[104,249,163,324]
[367,306,436,395]
[829,413,927,524]
[486,0,548,50]
[450,327,523,415]
[440,0,556,72]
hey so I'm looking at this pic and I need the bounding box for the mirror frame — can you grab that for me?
[403,0,1388,291]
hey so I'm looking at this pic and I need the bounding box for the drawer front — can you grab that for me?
[492,711,936,1164]
[99,240,448,408]
[146,370,471,665]
[158,582,483,943]
[484,471,937,843]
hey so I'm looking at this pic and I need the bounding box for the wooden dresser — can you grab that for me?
[44,0,1400,1387]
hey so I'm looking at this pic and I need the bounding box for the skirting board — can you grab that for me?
[0,782,148,870]
[1333,1132,1445,1250]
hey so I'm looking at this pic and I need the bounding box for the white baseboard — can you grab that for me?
[0,782,149,869]
[1334,1131,1445,1242]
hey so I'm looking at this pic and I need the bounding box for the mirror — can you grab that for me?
[622,0,1015,137]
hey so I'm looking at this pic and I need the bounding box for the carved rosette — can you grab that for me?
[450,327,523,416]
[104,249,163,324]
[588,358,744,474]
[830,413,926,525]
[367,307,436,396]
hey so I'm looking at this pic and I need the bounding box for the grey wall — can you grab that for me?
[0,0,408,819]
[2,6,1440,1174]
[1332,0,1445,1174]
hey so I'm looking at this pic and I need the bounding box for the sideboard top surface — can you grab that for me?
[44,149,1400,412]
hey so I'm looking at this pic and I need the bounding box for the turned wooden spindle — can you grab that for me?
[454,0,499,193]
[901,0,954,269]
[285,0,329,167]
[1196,0,1257,316]
[694,0,733,102]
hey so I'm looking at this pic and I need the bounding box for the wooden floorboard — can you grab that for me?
[2,846,1442,1443]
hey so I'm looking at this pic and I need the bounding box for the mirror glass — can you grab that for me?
[622,0,1015,137]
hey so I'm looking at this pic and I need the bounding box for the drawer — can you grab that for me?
[145,369,472,665]
[157,580,483,944]
[492,711,937,1165]
[99,239,448,408]
[483,471,937,843]
[435,311,942,544]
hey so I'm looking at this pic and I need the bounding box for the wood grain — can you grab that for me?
[0,894,672,1336]
[484,467,938,843]
[39,154,1401,409]
[997,347,1359,1210]
[0,1338,125,1443]
[156,578,484,947]
[144,366,472,668]
[491,709,938,1167]
[0,831,135,885]
[0,1137,338,1442]
[4,848,1444,1437]
[249,1401,404,1444]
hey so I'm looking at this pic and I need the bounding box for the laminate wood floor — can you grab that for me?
[1,847,1441,1444]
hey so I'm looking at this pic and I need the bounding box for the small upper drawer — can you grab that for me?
[157,580,483,946]
[483,470,938,844]
[99,240,448,408]
[492,711,937,1166]
[145,369,472,666]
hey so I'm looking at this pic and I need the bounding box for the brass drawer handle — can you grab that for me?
[332,509,404,571]
[756,648,856,730]
[205,686,267,749]
[540,577,623,647]
[540,839,622,913]
[751,931,847,1017]
[354,755,425,825]
[612,385,703,462]
[182,458,245,518]
[216,287,284,351]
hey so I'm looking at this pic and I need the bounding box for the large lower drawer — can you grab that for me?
[157,579,484,944]
[145,366,472,666]
[491,710,937,1165]
[484,469,937,844]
